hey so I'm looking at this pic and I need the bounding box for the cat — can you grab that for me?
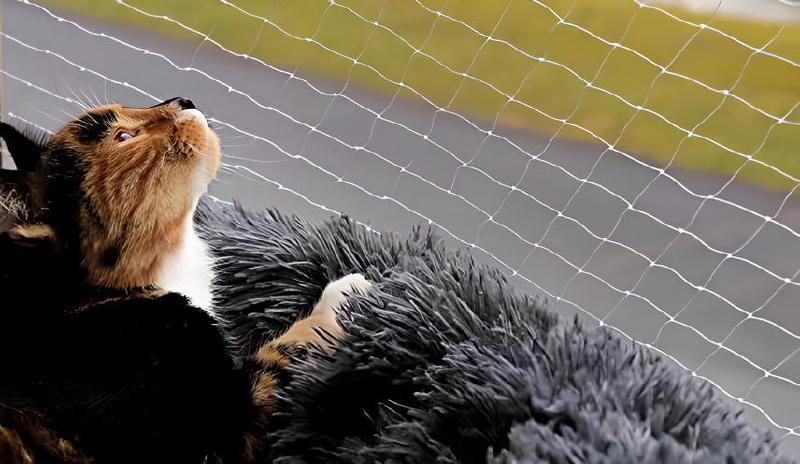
[0,98,370,463]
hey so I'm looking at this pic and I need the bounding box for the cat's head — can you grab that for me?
[0,97,221,289]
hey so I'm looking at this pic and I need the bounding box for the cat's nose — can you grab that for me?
[150,97,196,110]
[174,98,196,110]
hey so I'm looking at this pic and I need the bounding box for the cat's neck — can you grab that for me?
[156,212,215,311]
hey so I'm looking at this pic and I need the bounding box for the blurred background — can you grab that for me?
[3,0,800,457]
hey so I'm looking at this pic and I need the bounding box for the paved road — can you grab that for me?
[4,0,800,457]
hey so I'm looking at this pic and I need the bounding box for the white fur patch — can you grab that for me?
[312,273,372,316]
[156,208,215,311]
[157,115,218,311]
[177,108,207,126]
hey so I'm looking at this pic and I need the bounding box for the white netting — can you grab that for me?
[3,0,800,455]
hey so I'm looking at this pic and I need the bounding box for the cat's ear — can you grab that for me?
[0,122,48,171]
[0,169,45,242]
[0,168,39,215]
[1,170,30,237]
[0,122,47,225]
[0,123,50,252]
[0,168,27,192]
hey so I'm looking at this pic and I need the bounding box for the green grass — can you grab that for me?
[40,0,800,191]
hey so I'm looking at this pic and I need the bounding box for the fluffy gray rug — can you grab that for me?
[197,201,792,464]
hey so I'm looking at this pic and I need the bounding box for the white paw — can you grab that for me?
[312,273,372,317]
[271,274,372,347]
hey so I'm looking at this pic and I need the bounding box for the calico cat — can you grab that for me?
[0,98,369,463]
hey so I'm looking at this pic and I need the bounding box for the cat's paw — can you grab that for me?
[312,273,372,316]
[273,273,372,347]
[309,273,372,338]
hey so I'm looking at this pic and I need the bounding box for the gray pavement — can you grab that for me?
[3,0,800,457]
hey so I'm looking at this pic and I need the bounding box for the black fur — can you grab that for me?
[0,122,47,170]
[72,110,117,144]
[0,122,47,220]
[197,201,793,464]
[99,246,120,267]
[36,143,93,264]
[0,241,252,463]
[0,189,249,463]
[0,169,28,198]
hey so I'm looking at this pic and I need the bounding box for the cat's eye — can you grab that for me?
[115,131,134,142]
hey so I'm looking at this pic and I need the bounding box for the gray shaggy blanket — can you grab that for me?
[196,201,791,464]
